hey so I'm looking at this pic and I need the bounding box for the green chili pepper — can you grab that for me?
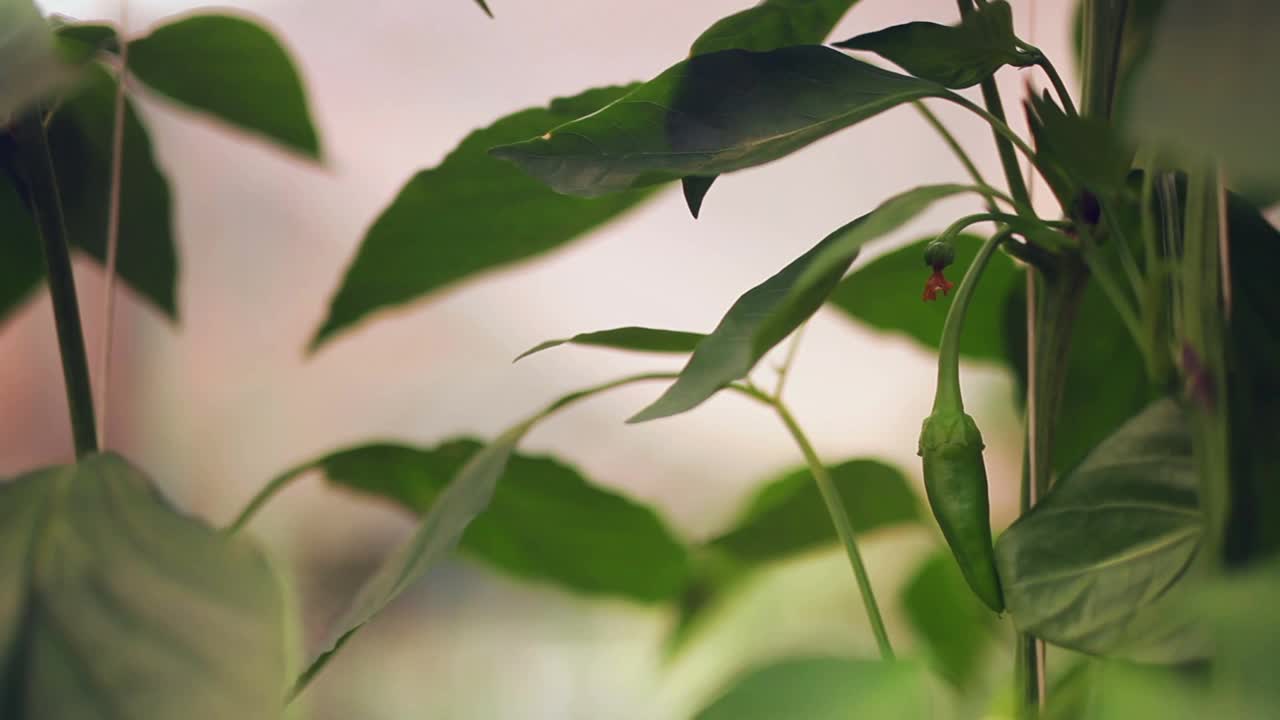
[917,227,1011,613]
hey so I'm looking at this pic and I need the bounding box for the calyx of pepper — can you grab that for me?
[917,409,985,456]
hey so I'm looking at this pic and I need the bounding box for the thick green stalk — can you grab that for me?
[935,230,1013,411]
[14,111,98,458]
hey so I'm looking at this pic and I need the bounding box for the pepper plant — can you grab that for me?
[2,0,1279,718]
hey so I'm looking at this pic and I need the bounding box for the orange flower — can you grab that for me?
[923,267,954,301]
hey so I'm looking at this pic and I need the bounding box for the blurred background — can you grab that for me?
[5,1,1077,717]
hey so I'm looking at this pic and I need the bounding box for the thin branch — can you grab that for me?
[97,0,129,447]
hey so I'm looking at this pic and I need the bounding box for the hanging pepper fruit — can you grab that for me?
[918,231,1009,613]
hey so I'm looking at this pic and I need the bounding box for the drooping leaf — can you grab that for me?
[710,459,922,565]
[0,177,43,322]
[46,63,178,318]
[128,14,320,158]
[294,422,533,696]
[629,184,969,423]
[0,0,73,119]
[1026,90,1133,207]
[681,176,716,218]
[1122,0,1280,203]
[472,0,493,18]
[835,0,1034,89]
[514,326,705,362]
[308,439,689,602]
[694,657,930,720]
[309,84,656,350]
[0,455,290,720]
[669,459,921,653]
[900,549,997,688]
[830,234,1020,364]
[995,399,1209,662]
[690,0,861,56]
[490,46,943,197]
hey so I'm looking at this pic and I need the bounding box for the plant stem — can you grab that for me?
[944,94,1040,173]
[934,229,1012,411]
[770,398,895,659]
[14,111,98,458]
[913,102,989,192]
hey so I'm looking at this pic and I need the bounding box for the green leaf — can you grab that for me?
[1026,90,1133,206]
[51,21,120,63]
[835,0,1033,89]
[490,46,943,197]
[1122,0,1280,204]
[310,439,690,602]
[309,84,656,350]
[0,178,43,322]
[900,549,997,688]
[690,0,861,56]
[629,184,969,423]
[0,454,289,719]
[472,0,494,18]
[710,459,922,565]
[681,176,716,218]
[0,0,73,119]
[684,0,863,216]
[46,63,178,319]
[128,14,320,158]
[694,657,930,720]
[995,398,1209,662]
[514,326,705,362]
[295,422,533,696]
[830,234,1020,364]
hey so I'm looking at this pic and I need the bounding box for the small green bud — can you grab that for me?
[924,240,956,269]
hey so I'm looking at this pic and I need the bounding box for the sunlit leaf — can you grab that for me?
[995,399,1209,662]
[310,84,656,350]
[514,326,704,362]
[129,13,320,157]
[491,46,943,197]
[835,0,1033,89]
[0,455,289,719]
[629,185,969,423]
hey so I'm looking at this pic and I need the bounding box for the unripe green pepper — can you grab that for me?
[918,409,1003,612]
[918,229,1011,613]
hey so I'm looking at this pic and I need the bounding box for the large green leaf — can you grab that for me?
[670,459,921,652]
[294,422,533,695]
[830,234,1020,364]
[0,0,73,119]
[310,85,655,350]
[835,0,1034,89]
[694,657,929,720]
[900,549,997,688]
[995,399,1208,662]
[629,185,969,423]
[0,455,289,719]
[683,0,864,215]
[304,439,689,602]
[1122,0,1280,204]
[491,46,943,197]
[514,326,705,363]
[128,14,320,158]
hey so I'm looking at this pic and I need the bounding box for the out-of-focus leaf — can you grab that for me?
[472,0,493,18]
[307,439,689,602]
[129,14,320,158]
[491,46,943,197]
[0,177,42,322]
[293,422,534,696]
[0,0,73,120]
[830,234,1020,363]
[695,657,930,720]
[310,84,656,350]
[901,549,997,688]
[51,21,120,62]
[629,185,969,423]
[514,326,705,363]
[836,0,1033,89]
[1122,0,1280,204]
[46,63,177,318]
[0,455,289,720]
[995,399,1209,662]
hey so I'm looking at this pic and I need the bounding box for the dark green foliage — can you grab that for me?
[514,326,705,363]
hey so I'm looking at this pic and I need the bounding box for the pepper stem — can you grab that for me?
[934,227,1015,412]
